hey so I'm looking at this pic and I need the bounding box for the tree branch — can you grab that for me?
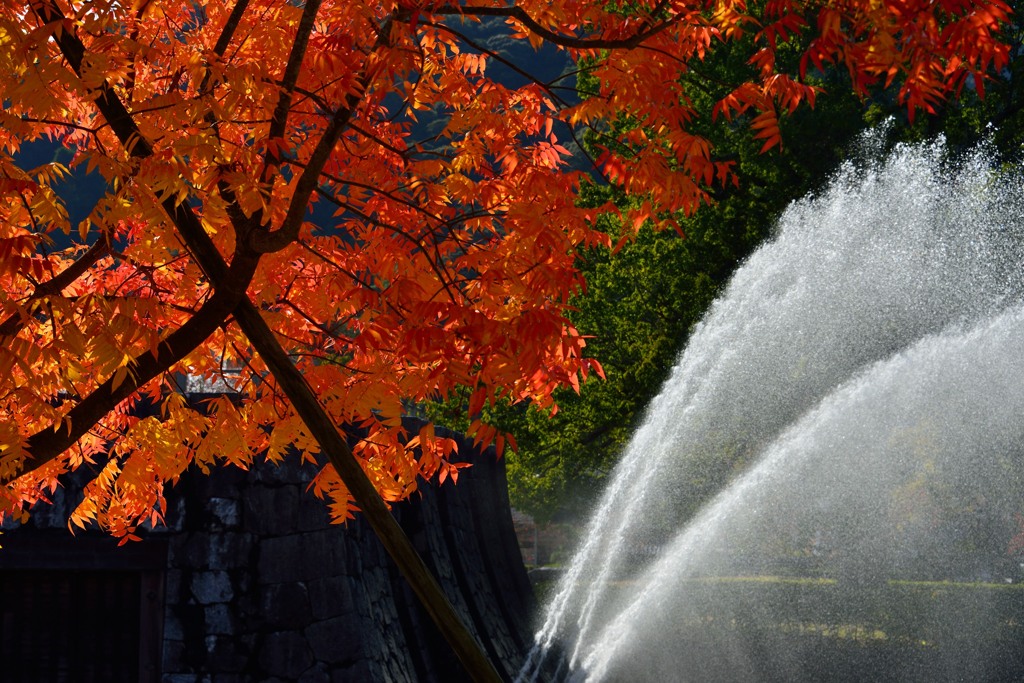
[246,19,394,254]
[440,5,680,50]
[427,20,569,107]
[12,256,257,479]
[0,233,110,339]
[211,0,252,60]
[247,86,365,253]
[32,1,258,283]
[265,0,323,153]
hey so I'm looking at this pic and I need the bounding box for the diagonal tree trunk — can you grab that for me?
[232,296,505,683]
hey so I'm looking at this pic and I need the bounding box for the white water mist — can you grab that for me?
[520,133,1024,682]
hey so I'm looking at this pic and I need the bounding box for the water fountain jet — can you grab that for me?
[521,134,1024,682]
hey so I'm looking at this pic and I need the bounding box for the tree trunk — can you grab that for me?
[232,299,505,683]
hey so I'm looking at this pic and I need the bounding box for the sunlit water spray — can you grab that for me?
[519,133,1024,682]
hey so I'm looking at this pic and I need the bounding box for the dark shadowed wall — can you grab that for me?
[0,418,538,682]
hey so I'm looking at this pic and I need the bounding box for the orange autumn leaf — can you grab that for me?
[0,0,1010,538]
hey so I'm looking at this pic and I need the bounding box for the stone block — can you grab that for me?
[161,639,188,673]
[172,602,205,648]
[305,616,364,664]
[205,604,236,635]
[185,465,246,499]
[256,535,303,584]
[298,494,330,532]
[192,570,234,604]
[258,631,314,679]
[165,569,183,600]
[331,661,373,683]
[204,634,249,672]
[232,589,261,625]
[382,654,415,683]
[208,497,241,527]
[161,675,201,683]
[252,454,321,485]
[164,610,185,640]
[257,531,342,584]
[307,576,355,621]
[179,532,253,570]
[207,533,254,570]
[261,581,312,630]
[245,485,299,535]
[176,532,211,569]
[298,662,331,683]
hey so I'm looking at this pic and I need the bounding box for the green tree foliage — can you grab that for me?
[503,97,875,522]
[860,4,1024,155]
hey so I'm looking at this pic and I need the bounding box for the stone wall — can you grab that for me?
[0,419,538,682]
